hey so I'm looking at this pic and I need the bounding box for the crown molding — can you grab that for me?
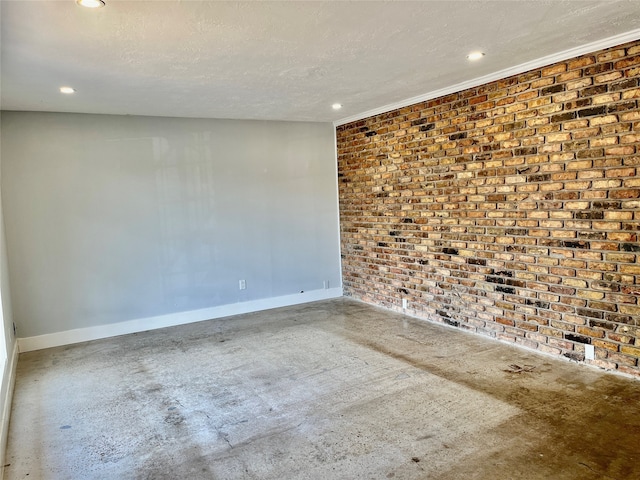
[334,28,640,127]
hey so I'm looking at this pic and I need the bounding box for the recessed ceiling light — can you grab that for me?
[467,52,485,61]
[76,0,105,8]
[332,103,343,110]
[60,86,76,94]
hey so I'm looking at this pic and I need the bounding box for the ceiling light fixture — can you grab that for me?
[467,51,485,61]
[76,0,105,8]
[60,86,76,94]
[332,103,343,110]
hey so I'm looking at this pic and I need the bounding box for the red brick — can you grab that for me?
[337,39,640,378]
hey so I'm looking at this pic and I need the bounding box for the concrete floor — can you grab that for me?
[4,298,640,480]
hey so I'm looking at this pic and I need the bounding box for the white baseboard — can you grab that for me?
[0,340,19,479]
[18,288,343,353]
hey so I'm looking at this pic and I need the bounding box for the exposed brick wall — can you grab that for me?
[336,40,640,377]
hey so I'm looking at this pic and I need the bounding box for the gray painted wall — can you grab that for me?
[1,112,341,338]
[0,110,17,467]
[0,218,13,357]
[0,111,15,355]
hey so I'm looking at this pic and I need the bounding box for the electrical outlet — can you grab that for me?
[584,344,595,360]
[402,299,408,309]
[239,279,246,290]
[323,280,329,289]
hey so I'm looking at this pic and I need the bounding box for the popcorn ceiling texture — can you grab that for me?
[336,39,640,378]
[4,2,640,122]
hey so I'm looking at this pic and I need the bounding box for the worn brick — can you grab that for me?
[590,115,620,126]
[596,71,624,84]
[597,50,625,64]
[578,106,607,117]
[616,56,640,69]
[606,146,636,156]
[337,38,640,378]
[621,345,640,357]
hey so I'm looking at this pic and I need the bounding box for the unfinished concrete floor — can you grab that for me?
[5,298,640,480]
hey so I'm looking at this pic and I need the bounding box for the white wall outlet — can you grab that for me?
[402,298,408,309]
[584,344,595,360]
[323,280,329,289]
[239,279,246,290]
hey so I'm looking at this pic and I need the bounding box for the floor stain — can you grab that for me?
[6,298,640,480]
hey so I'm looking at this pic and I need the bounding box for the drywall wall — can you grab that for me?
[0,108,18,476]
[0,113,14,355]
[1,112,341,338]
[337,39,640,377]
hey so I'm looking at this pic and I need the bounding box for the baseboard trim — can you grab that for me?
[0,340,19,479]
[18,288,343,352]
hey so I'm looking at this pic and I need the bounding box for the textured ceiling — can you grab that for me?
[1,1,640,122]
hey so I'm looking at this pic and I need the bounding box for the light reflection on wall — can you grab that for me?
[1,113,341,337]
